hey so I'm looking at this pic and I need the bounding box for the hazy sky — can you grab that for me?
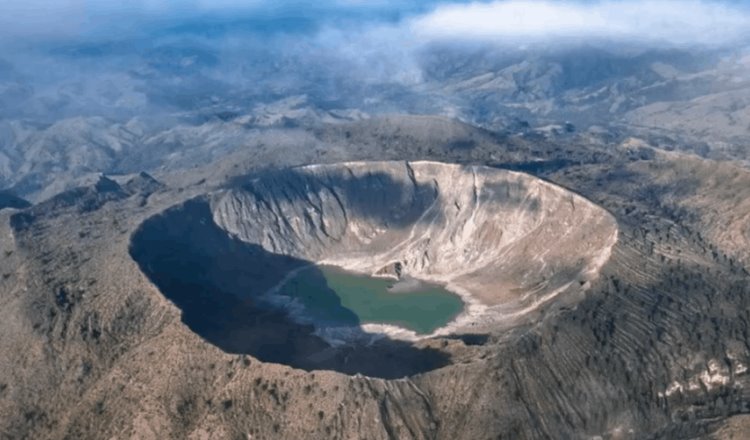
[1,0,749,46]
[1,1,748,123]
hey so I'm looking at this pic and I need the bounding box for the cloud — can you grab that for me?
[410,1,750,46]
[2,0,748,48]
[1,0,748,124]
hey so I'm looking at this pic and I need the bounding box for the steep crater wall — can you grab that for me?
[213,161,618,333]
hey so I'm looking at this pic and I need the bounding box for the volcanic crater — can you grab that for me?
[130,161,618,378]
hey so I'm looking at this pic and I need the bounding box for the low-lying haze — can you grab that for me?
[1,1,749,197]
[1,1,748,121]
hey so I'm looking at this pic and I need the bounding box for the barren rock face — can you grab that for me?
[212,161,618,333]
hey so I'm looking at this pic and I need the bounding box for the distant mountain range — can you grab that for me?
[1,44,748,201]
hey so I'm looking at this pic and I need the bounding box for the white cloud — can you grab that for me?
[410,1,750,46]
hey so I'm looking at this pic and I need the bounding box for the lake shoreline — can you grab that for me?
[387,276,438,294]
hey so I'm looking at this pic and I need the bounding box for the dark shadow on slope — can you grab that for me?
[129,198,452,379]
[226,162,440,230]
[491,159,578,175]
[443,334,490,346]
[0,190,31,210]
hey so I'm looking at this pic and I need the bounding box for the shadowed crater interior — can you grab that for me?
[130,199,452,378]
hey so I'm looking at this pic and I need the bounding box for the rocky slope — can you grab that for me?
[212,161,617,336]
[2,117,750,439]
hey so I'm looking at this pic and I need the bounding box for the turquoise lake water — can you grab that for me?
[276,265,464,334]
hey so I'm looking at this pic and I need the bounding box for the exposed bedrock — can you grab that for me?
[213,161,618,332]
[130,161,617,377]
